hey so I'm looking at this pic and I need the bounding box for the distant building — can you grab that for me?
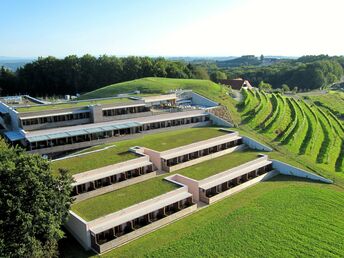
[218,78,253,90]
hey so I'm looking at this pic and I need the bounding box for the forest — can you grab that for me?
[0,55,205,96]
[225,55,344,90]
[0,55,343,96]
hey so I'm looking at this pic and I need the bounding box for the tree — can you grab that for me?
[0,139,73,257]
[258,81,273,91]
[192,66,210,80]
[281,84,290,92]
[210,71,227,82]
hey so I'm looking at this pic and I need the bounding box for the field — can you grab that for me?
[60,176,344,258]
[16,97,134,113]
[240,89,344,173]
[52,127,226,175]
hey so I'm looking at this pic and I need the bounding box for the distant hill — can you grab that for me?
[0,57,35,71]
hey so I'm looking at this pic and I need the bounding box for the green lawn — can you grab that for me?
[60,176,344,258]
[71,178,178,221]
[178,150,261,180]
[52,127,227,175]
[16,97,134,113]
[51,150,136,176]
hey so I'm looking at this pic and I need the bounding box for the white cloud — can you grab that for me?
[152,0,344,56]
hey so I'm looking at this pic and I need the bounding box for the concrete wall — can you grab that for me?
[168,174,200,201]
[188,92,218,107]
[97,204,197,253]
[208,113,233,127]
[0,102,20,130]
[272,160,333,183]
[65,211,91,250]
[89,105,103,123]
[167,145,246,172]
[205,170,279,204]
[73,172,157,203]
[242,136,273,152]
[143,148,162,171]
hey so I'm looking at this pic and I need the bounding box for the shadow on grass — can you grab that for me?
[59,228,96,258]
[265,174,327,185]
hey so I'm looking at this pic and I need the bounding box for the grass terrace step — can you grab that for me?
[52,127,228,176]
[177,150,262,180]
[71,179,179,221]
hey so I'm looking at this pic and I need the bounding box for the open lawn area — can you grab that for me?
[60,175,344,257]
[51,150,136,176]
[178,149,261,180]
[52,127,227,175]
[16,97,134,113]
[71,178,178,221]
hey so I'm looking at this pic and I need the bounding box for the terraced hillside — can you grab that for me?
[241,89,344,173]
[305,91,344,123]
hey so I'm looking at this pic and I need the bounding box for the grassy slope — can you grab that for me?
[52,127,226,175]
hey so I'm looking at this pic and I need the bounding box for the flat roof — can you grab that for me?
[199,157,272,190]
[160,133,241,160]
[19,109,90,119]
[142,94,176,103]
[26,121,142,142]
[102,103,146,110]
[3,131,25,141]
[24,110,207,140]
[16,97,137,113]
[72,158,152,185]
[89,191,191,233]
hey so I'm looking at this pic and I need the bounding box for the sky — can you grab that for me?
[1,0,344,57]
